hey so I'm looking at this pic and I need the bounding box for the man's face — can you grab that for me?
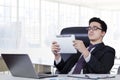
[87,22,105,42]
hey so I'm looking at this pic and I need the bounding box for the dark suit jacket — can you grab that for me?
[54,43,115,74]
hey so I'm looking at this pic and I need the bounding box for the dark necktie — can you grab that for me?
[72,44,95,74]
[88,44,96,51]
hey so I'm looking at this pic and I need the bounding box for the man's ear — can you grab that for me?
[101,31,106,37]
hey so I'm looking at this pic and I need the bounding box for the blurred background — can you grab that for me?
[0,0,120,74]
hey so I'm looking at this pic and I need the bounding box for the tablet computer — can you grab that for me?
[56,35,77,54]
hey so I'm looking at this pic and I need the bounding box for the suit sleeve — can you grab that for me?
[87,46,115,73]
[54,53,81,74]
[54,58,65,72]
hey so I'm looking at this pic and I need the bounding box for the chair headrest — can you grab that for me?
[60,27,90,47]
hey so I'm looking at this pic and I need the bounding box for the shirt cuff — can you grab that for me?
[85,53,91,62]
[55,56,61,64]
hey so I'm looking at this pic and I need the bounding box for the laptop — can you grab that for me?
[1,54,58,79]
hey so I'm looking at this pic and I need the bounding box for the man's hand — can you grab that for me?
[51,41,61,60]
[73,40,89,58]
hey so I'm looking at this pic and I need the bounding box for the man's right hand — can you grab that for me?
[51,41,61,60]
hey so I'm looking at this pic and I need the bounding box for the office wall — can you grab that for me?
[0,0,120,71]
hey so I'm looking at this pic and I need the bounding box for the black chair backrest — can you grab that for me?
[61,27,90,47]
[60,27,90,61]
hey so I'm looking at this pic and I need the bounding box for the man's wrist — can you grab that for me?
[55,56,61,64]
[84,53,91,62]
[82,49,89,58]
[55,54,61,60]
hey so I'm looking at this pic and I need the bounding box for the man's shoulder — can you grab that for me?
[105,45,115,50]
[104,45,115,53]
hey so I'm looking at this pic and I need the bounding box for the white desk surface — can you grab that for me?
[0,74,120,80]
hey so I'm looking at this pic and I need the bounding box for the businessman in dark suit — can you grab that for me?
[51,17,115,74]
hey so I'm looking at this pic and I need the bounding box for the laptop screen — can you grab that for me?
[1,54,39,78]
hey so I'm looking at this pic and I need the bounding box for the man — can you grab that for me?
[51,17,115,74]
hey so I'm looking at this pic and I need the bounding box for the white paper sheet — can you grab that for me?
[55,35,77,54]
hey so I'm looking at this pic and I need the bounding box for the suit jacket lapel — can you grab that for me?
[91,43,105,55]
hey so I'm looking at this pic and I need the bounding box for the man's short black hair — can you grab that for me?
[89,17,107,32]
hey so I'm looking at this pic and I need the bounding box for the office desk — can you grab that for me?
[0,74,37,80]
[0,74,120,80]
[30,55,54,74]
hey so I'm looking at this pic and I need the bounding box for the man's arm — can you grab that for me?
[87,46,115,73]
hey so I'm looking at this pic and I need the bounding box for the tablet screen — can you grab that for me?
[56,35,77,54]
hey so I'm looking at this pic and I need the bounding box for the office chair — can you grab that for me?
[117,66,120,74]
[61,27,90,46]
[55,27,90,74]
[60,27,90,61]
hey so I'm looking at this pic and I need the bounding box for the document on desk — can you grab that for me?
[55,35,77,54]
[68,74,116,79]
